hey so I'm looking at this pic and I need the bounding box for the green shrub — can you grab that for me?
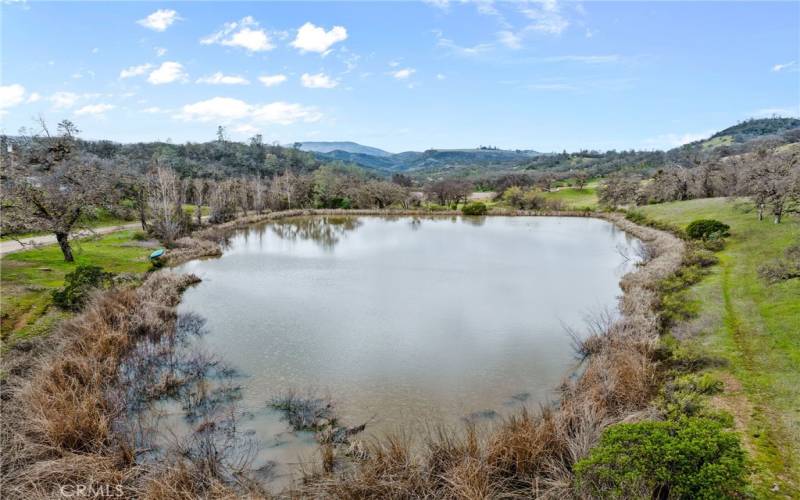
[426,204,449,212]
[684,248,719,268]
[461,202,488,216]
[52,265,115,311]
[686,219,730,240]
[625,210,647,224]
[132,231,148,241]
[575,417,747,499]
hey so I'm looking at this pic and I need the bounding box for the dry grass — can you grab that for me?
[0,272,251,499]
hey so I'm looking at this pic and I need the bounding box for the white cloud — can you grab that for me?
[177,97,321,125]
[142,106,164,113]
[201,16,274,52]
[120,63,152,79]
[772,61,796,72]
[251,102,322,124]
[196,72,250,85]
[0,84,26,114]
[259,74,287,87]
[155,47,167,57]
[178,97,252,122]
[147,61,187,84]
[137,9,180,32]
[390,68,416,80]
[291,22,347,54]
[91,47,99,54]
[233,123,259,135]
[423,0,450,10]
[49,91,80,109]
[27,91,41,103]
[497,30,522,49]
[520,0,569,35]
[301,72,338,88]
[75,103,115,116]
[436,73,446,80]
[434,30,493,57]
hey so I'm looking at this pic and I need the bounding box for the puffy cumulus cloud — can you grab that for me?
[148,61,187,85]
[178,97,252,122]
[259,74,287,87]
[27,91,42,103]
[201,16,274,52]
[291,22,347,54]
[75,103,115,116]
[155,47,167,57]
[390,68,415,80]
[120,63,153,79]
[49,91,81,109]
[251,101,322,125]
[142,106,164,114]
[177,97,321,125]
[196,72,250,85]
[0,84,26,113]
[137,9,180,32]
[300,72,338,89]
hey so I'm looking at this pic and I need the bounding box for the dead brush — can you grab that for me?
[0,272,209,499]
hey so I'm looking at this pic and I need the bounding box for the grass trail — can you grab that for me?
[641,197,799,496]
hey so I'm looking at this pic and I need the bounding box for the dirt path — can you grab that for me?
[0,223,142,256]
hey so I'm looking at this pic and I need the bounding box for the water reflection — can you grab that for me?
[175,216,641,487]
[268,216,362,251]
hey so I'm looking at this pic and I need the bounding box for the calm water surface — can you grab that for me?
[173,215,639,482]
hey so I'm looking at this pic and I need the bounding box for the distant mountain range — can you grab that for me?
[297,141,393,157]
[294,117,799,177]
[297,142,541,173]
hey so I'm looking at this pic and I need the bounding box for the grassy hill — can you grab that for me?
[640,198,800,497]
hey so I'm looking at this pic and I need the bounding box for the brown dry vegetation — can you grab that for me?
[0,272,255,499]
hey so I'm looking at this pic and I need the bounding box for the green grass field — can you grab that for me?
[640,198,800,496]
[541,184,598,210]
[1,230,154,345]
[0,209,135,242]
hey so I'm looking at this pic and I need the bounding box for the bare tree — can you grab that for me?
[598,173,640,208]
[2,119,111,261]
[574,170,589,190]
[353,180,407,208]
[192,178,211,225]
[741,151,800,223]
[209,180,238,223]
[147,163,185,243]
[250,176,266,214]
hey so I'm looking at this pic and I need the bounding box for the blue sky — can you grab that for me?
[1,1,798,152]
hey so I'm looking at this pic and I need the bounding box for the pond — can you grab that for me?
[171,215,640,484]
